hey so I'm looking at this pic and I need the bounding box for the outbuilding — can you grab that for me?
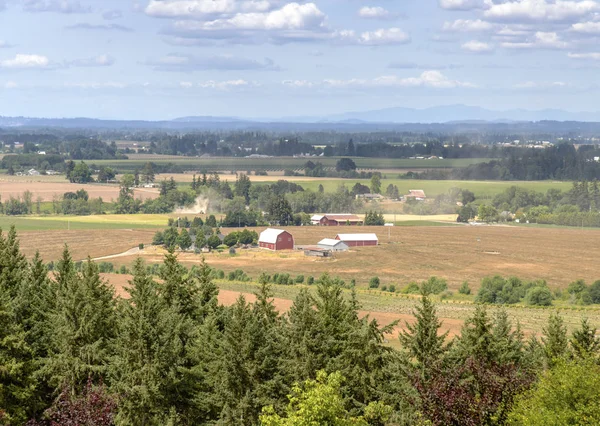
[335,233,379,247]
[317,214,363,226]
[317,238,349,252]
[259,228,294,251]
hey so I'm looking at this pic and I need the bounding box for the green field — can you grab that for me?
[0,214,170,231]
[90,156,489,173]
[287,179,574,200]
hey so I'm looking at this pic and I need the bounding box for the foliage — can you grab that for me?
[260,371,369,426]
[420,277,447,295]
[368,276,380,289]
[458,281,471,295]
[364,211,384,226]
[508,358,600,425]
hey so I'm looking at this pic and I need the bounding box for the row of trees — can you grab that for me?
[1,227,599,424]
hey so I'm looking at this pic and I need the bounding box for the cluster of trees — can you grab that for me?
[364,210,385,226]
[1,228,599,424]
[476,276,554,306]
[1,153,65,174]
[114,175,197,214]
[58,189,105,215]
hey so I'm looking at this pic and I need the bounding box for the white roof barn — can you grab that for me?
[335,233,378,242]
[317,239,349,252]
[259,228,287,244]
[259,228,295,250]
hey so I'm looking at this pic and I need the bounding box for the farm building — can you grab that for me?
[304,248,331,258]
[310,215,324,225]
[314,214,363,226]
[335,233,378,247]
[317,239,349,252]
[259,228,294,251]
[405,190,426,201]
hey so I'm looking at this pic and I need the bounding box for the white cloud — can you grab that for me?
[0,54,50,69]
[443,19,494,32]
[198,79,253,89]
[23,0,91,14]
[359,28,410,45]
[4,81,18,89]
[358,6,392,20]
[568,52,600,59]
[0,40,14,48]
[484,0,599,23]
[63,82,127,89]
[282,79,314,87]
[180,81,193,88]
[462,40,494,52]
[502,31,568,49]
[514,81,569,88]
[571,21,600,34]
[324,71,475,89]
[147,53,279,71]
[145,0,273,18]
[66,23,134,32]
[439,0,483,11]
[67,54,115,67]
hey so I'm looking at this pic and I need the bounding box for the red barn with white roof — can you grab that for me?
[335,233,379,247]
[259,228,294,251]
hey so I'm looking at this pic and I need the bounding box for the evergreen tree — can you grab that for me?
[177,228,192,251]
[44,258,117,392]
[399,295,449,378]
[542,311,568,365]
[0,292,36,424]
[111,258,186,425]
[0,226,28,299]
[570,317,599,359]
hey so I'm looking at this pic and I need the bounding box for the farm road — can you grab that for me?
[90,247,141,262]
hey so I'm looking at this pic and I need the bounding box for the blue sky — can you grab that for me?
[1,0,600,120]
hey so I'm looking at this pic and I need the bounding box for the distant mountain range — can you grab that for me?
[1,105,600,131]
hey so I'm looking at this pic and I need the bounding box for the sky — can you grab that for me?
[1,0,600,120]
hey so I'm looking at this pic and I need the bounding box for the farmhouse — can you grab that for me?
[259,228,294,251]
[335,233,378,247]
[405,190,426,201]
[315,214,363,226]
[317,238,349,252]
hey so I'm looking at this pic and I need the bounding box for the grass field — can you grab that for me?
[90,156,489,173]
[95,224,600,292]
[0,214,170,231]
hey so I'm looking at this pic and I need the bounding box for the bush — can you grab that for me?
[138,243,144,250]
[217,270,225,279]
[388,284,396,293]
[459,281,471,295]
[295,275,305,284]
[440,290,453,300]
[401,282,421,294]
[421,276,448,295]
[381,285,388,292]
[525,286,554,306]
[307,276,315,285]
[369,276,380,289]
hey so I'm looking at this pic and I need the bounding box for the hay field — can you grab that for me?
[14,229,156,261]
[106,225,600,291]
[0,181,160,202]
[0,214,172,231]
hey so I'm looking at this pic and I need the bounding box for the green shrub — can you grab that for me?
[388,284,396,293]
[459,281,471,295]
[401,282,420,294]
[421,276,448,295]
[295,275,305,284]
[525,286,554,306]
[307,276,315,285]
[381,285,388,292]
[369,276,380,289]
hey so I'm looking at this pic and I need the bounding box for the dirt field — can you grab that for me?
[0,181,160,202]
[103,225,600,291]
[16,229,156,261]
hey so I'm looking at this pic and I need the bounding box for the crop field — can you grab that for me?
[100,273,600,348]
[0,180,159,202]
[0,214,171,231]
[91,156,489,173]
[100,224,600,292]
[12,229,156,261]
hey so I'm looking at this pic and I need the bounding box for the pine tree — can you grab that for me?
[491,309,526,365]
[111,258,186,425]
[0,226,28,299]
[542,311,568,365]
[192,257,219,321]
[570,317,599,359]
[0,291,36,424]
[44,258,117,392]
[452,305,496,363]
[399,295,449,378]
[55,244,76,291]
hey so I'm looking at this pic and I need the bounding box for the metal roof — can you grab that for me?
[336,233,379,241]
[259,228,289,244]
[317,238,348,246]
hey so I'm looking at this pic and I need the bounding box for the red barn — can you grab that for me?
[259,228,294,251]
[335,233,379,247]
[318,214,363,226]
